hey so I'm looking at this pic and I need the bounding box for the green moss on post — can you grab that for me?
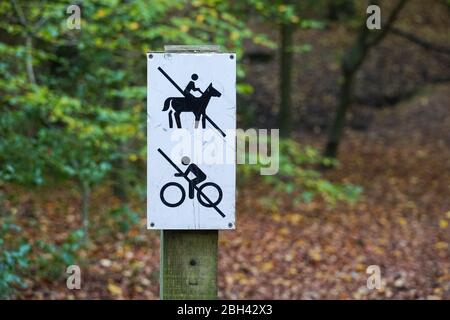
[160,230,218,299]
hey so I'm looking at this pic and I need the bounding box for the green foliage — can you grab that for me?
[248,0,327,27]
[0,0,259,188]
[445,0,450,10]
[35,229,85,280]
[0,0,336,195]
[0,0,261,235]
[108,205,140,234]
[0,219,31,299]
[238,138,362,206]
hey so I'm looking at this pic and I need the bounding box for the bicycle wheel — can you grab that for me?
[160,182,185,207]
[197,182,223,207]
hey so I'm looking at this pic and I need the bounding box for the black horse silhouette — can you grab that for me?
[162,83,222,129]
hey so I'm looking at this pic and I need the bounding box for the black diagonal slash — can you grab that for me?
[157,67,227,138]
[157,148,226,218]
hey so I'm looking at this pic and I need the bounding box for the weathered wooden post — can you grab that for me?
[147,45,236,299]
[160,230,218,299]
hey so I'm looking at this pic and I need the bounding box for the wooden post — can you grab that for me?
[160,45,220,300]
[160,230,218,299]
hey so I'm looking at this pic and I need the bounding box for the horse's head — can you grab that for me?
[205,83,222,98]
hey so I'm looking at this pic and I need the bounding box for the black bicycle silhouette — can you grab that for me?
[160,181,222,208]
[158,148,226,218]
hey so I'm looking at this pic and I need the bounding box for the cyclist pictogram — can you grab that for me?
[158,148,225,218]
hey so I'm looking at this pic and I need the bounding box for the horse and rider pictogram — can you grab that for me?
[158,67,226,137]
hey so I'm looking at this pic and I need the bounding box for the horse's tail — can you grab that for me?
[162,98,171,111]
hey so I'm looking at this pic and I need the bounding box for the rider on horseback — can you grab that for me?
[184,74,203,97]
[161,71,221,129]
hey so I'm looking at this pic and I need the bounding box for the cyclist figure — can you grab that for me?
[175,156,206,199]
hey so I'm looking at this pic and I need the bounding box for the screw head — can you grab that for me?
[149,54,153,59]
[150,222,155,227]
[229,54,234,60]
[228,222,233,228]
[181,156,191,165]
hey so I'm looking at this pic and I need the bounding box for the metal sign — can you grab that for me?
[147,52,236,229]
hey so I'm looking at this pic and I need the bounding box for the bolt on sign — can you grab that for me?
[147,52,236,229]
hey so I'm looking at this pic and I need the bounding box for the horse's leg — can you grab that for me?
[168,110,173,128]
[194,114,200,129]
[201,114,206,129]
[175,112,182,128]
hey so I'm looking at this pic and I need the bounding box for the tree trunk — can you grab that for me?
[25,35,36,84]
[11,0,37,85]
[278,22,294,138]
[324,37,368,158]
[111,51,132,202]
[111,142,129,202]
[328,0,355,21]
[80,181,90,241]
[323,0,409,158]
[323,70,355,158]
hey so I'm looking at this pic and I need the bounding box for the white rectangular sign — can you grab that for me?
[147,52,236,229]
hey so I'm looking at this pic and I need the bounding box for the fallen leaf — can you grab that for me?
[308,248,322,262]
[108,283,122,296]
[261,261,274,272]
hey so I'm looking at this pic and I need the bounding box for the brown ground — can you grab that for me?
[5,0,450,299]
[9,83,448,300]
[219,83,450,299]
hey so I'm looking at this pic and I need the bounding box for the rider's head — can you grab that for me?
[181,156,191,166]
[191,74,198,81]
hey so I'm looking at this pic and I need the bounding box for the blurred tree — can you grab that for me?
[0,0,256,238]
[249,0,326,137]
[323,0,409,158]
[327,0,355,21]
[278,2,295,138]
